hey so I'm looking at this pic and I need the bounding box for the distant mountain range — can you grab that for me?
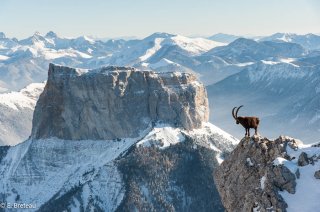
[259,33,320,50]
[208,33,243,43]
[0,31,319,144]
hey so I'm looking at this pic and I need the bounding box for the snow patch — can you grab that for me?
[149,58,180,69]
[260,176,266,190]
[137,124,185,149]
[139,38,164,61]
[0,55,9,61]
[279,58,299,67]
[261,60,279,65]
[279,143,320,212]
[170,35,225,55]
[247,158,254,166]
[0,82,45,110]
[216,152,224,164]
[235,62,255,67]
[191,122,239,145]
[273,157,298,174]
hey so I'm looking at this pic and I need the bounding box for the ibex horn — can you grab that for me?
[232,107,237,120]
[235,105,243,118]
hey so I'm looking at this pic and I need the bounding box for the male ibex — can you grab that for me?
[232,105,260,137]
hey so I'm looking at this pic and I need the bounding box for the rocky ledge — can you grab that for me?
[31,64,209,140]
[214,135,320,212]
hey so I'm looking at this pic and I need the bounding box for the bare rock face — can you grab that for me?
[298,152,309,166]
[314,170,320,179]
[31,64,209,140]
[214,136,301,212]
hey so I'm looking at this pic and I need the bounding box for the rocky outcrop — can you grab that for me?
[297,152,309,166]
[31,63,209,140]
[214,136,302,212]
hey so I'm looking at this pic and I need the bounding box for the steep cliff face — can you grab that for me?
[0,64,237,211]
[31,63,209,140]
[214,136,320,212]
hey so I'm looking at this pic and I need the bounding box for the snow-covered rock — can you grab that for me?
[278,139,320,212]
[214,135,320,212]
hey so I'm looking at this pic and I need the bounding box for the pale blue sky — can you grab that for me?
[0,0,319,39]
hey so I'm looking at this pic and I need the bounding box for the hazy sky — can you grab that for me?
[0,0,319,39]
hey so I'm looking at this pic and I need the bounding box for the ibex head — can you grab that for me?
[232,105,243,125]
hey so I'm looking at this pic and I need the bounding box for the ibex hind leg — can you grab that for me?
[244,129,250,146]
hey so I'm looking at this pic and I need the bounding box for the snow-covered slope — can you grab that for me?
[108,32,225,66]
[278,141,320,212]
[0,82,45,146]
[260,33,320,50]
[0,122,237,211]
[205,38,306,63]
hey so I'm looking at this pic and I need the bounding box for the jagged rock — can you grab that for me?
[298,152,309,166]
[214,136,299,212]
[31,64,209,140]
[280,136,301,150]
[314,170,320,179]
[311,142,320,147]
[272,165,296,194]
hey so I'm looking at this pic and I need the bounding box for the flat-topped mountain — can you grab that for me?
[31,63,209,140]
